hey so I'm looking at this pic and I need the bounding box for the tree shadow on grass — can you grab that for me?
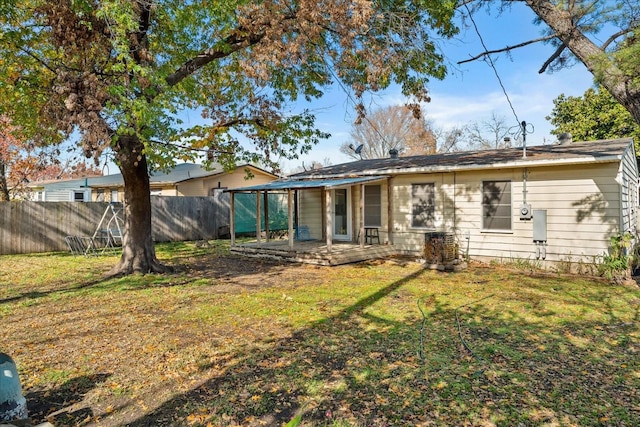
[1,252,294,305]
[119,269,640,427]
[0,277,118,305]
[124,268,426,426]
[22,261,640,426]
[26,373,111,425]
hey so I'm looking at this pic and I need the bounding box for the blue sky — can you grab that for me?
[279,2,597,172]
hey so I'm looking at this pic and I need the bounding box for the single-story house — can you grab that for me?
[228,138,639,267]
[27,163,278,202]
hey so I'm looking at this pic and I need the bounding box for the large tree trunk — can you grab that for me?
[109,135,171,275]
[524,0,640,124]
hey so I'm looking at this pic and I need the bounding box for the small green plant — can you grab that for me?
[597,233,633,283]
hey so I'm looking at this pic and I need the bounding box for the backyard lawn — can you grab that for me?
[1,242,639,426]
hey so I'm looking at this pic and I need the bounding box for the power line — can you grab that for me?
[462,3,521,126]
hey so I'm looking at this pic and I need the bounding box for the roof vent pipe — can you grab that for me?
[389,148,399,159]
[558,132,572,145]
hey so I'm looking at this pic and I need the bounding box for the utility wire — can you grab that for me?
[462,3,521,126]
[281,0,406,157]
[315,50,394,157]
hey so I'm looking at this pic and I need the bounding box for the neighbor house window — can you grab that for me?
[72,190,88,202]
[364,184,382,226]
[411,183,435,228]
[111,190,119,202]
[482,180,511,230]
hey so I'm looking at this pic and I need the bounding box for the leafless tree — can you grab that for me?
[339,105,437,159]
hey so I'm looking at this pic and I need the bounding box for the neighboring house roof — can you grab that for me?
[90,163,277,188]
[28,163,277,190]
[291,138,635,179]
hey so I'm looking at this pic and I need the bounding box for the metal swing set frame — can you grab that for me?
[65,203,124,256]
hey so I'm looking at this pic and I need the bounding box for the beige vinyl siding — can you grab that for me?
[387,162,625,263]
[619,144,639,235]
[178,168,276,196]
[152,186,179,196]
[462,164,622,262]
[390,173,456,252]
[298,189,323,239]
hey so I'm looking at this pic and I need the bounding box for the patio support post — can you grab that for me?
[256,191,261,246]
[359,183,365,248]
[288,189,294,250]
[264,191,270,242]
[230,192,236,246]
[325,187,332,253]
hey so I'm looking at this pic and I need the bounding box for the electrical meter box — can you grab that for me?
[519,203,533,220]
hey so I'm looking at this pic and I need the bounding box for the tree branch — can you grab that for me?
[210,117,271,132]
[17,46,56,74]
[538,43,566,73]
[457,34,557,65]
[165,7,299,88]
[600,28,634,51]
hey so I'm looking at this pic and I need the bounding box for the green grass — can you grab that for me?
[2,242,639,426]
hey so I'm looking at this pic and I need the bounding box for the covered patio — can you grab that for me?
[227,176,397,265]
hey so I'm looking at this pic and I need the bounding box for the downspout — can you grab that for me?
[453,171,457,233]
[522,168,528,205]
[387,177,393,245]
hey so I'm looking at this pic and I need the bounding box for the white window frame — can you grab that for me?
[70,189,90,202]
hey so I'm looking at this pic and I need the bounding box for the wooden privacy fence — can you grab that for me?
[0,195,230,255]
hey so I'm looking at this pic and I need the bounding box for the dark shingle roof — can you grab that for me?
[292,138,634,178]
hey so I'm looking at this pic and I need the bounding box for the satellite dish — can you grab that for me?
[354,144,364,155]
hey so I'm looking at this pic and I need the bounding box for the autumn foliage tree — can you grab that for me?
[0,0,457,274]
[340,105,438,160]
[1,116,102,200]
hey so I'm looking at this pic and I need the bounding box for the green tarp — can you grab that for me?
[234,193,289,234]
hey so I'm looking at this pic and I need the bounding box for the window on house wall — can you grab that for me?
[411,183,435,228]
[364,184,382,226]
[482,180,511,230]
[111,190,119,202]
[96,189,105,201]
[72,190,88,202]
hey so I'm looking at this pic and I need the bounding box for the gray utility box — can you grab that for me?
[533,209,547,242]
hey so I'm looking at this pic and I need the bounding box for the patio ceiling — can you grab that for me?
[227,175,388,193]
